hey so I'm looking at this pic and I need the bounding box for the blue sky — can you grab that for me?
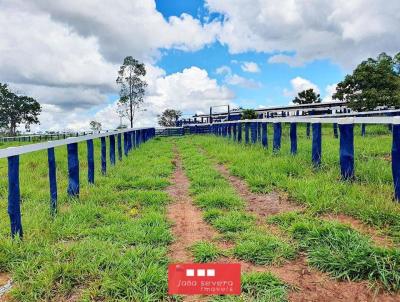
[154,0,345,112]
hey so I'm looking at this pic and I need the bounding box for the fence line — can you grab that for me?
[182,117,400,203]
[2,127,156,238]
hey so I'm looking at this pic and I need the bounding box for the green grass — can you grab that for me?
[190,241,222,263]
[269,212,400,291]
[0,139,178,301]
[187,125,400,243]
[211,271,289,302]
[233,231,297,265]
[177,139,295,265]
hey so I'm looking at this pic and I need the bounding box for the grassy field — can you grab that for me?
[0,138,176,301]
[0,125,400,301]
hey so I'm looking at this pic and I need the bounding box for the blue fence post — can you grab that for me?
[262,122,268,148]
[306,123,311,138]
[87,139,94,184]
[245,123,250,144]
[257,122,261,142]
[312,121,322,167]
[233,123,237,141]
[101,137,107,174]
[251,122,257,144]
[67,143,79,197]
[238,122,242,142]
[8,155,23,238]
[361,124,366,137]
[339,120,355,180]
[333,123,338,138]
[392,121,400,201]
[47,147,57,215]
[110,135,116,166]
[117,133,122,161]
[273,122,282,152]
[290,123,297,155]
[123,132,128,156]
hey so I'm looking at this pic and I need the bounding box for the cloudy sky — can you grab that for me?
[1,0,399,131]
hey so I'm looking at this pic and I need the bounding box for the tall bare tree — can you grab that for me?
[116,56,147,128]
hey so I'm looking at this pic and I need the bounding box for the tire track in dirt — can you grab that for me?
[166,152,218,302]
[212,162,400,302]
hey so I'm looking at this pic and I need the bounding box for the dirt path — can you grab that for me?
[212,162,400,302]
[166,153,219,302]
[0,273,11,302]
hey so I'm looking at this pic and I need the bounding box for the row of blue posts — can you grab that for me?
[7,128,156,238]
[210,121,400,202]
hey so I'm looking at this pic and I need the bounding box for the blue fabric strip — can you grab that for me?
[290,123,297,155]
[262,122,268,148]
[67,143,80,197]
[87,139,94,184]
[101,137,106,174]
[312,123,322,166]
[117,133,122,161]
[47,147,57,215]
[339,123,355,180]
[8,155,23,238]
[109,135,116,166]
[392,124,400,201]
[273,123,282,151]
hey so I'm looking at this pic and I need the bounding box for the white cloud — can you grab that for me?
[206,0,400,68]
[322,83,338,102]
[225,74,262,89]
[0,0,225,131]
[215,65,262,89]
[216,65,232,75]
[283,77,320,98]
[268,54,306,67]
[241,61,260,73]
[31,66,235,131]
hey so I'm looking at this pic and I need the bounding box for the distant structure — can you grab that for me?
[176,101,400,126]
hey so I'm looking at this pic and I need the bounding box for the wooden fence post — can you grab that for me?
[245,123,250,144]
[101,137,106,174]
[273,122,282,151]
[110,135,116,166]
[339,120,354,180]
[290,123,297,155]
[392,119,400,201]
[67,143,79,197]
[333,123,338,138]
[87,139,94,184]
[312,121,322,167]
[47,147,57,215]
[238,123,242,142]
[262,122,268,148]
[117,133,122,161]
[251,122,257,144]
[8,155,23,238]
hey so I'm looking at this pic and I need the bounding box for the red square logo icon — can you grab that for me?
[168,263,241,295]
